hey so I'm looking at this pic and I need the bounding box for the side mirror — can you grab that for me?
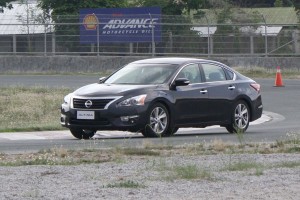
[99,77,106,84]
[170,78,190,90]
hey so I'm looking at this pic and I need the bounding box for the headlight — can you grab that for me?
[63,93,72,104]
[117,94,147,107]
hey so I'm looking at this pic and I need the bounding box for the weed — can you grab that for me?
[234,127,245,147]
[105,180,145,188]
[224,161,264,172]
[0,147,113,166]
[40,171,60,176]
[142,139,174,150]
[173,164,213,180]
[285,132,300,144]
[123,148,160,156]
[115,147,160,156]
[275,132,300,153]
[284,146,300,153]
[254,167,264,176]
[185,143,206,155]
[275,161,300,169]
[212,138,228,152]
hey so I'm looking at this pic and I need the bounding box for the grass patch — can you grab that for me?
[0,86,72,132]
[150,159,214,181]
[115,147,160,156]
[275,161,300,169]
[274,132,300,153]
[105,180,145,188]
[173,164,213,180]
[224,161,264,173]
[0,148,113,166]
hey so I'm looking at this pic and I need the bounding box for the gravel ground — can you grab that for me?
[0,153,299,200]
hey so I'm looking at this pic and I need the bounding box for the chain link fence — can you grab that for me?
[0,14,299,57]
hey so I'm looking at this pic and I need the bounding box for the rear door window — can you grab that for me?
[201,63,227,82]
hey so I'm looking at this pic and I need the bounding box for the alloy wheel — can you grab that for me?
[234,103,249,129]
[149,107,168,134]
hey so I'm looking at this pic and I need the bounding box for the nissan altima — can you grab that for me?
[61,57,263,139]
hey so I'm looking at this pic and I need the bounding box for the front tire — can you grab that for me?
[70,128,96,139]
[226,100,250,134]
[141,103,173,137]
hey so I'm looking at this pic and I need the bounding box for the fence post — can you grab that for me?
[44,23,47,56]
[204,15,210,58]
[129,43,133,55]
[149,13,155,57]
[250,35,254,54]
[169,31,173,53]
[13,34,16,55]
[262,14,268,57]
[210,37,213,55]
[293,30,300,54]
[96,14,99,57]
[52,32,55,55]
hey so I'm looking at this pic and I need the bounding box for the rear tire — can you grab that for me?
[141,103,173,137]
[70,128,95,139]
[226,100,250,134]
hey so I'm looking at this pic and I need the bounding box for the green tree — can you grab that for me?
[0,0,15,9]
[38,0,128,17]
[292,0,300,23]
[130,0,212,15]
[130,0,184,15]
[229,0,292,7]
[292,0,300,13]
[274,0,283,6]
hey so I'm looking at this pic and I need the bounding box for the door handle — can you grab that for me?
[200,89,208,94]
[228,85,235,90]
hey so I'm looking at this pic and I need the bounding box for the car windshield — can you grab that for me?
[104,63,178,85]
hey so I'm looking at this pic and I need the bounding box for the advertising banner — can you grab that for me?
[80,7,161,43]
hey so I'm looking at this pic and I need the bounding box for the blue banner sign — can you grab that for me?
[80,7,161,43]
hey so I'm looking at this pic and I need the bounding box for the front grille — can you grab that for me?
[73,98,115,109]
[70,119,110,126]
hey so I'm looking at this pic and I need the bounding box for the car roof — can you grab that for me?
[130,57,240,78]
[131,57,207,65]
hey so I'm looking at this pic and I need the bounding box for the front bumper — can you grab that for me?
[60,103,149,132]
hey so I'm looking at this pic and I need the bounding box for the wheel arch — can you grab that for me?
[234,95,254,121]
[148,98,175,127]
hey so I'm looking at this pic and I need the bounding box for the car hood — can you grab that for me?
[73,83,157,97]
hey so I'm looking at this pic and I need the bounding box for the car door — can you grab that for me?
[200,62,237,122]
[172,63,211,125]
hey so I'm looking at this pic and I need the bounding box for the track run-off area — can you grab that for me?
[0,76,299,153]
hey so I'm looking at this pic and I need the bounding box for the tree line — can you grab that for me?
[0,0,299,16]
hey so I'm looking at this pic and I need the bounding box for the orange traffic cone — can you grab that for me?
[274,66,284,87]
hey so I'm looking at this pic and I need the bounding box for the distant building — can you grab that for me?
[0,0,53,54]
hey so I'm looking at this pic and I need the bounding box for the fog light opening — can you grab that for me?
[120,115,139,123]
[60,114,66,123]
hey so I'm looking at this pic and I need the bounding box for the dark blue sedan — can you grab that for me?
[61,57,263,139]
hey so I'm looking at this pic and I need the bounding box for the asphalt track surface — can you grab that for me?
[0,75,299,153]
